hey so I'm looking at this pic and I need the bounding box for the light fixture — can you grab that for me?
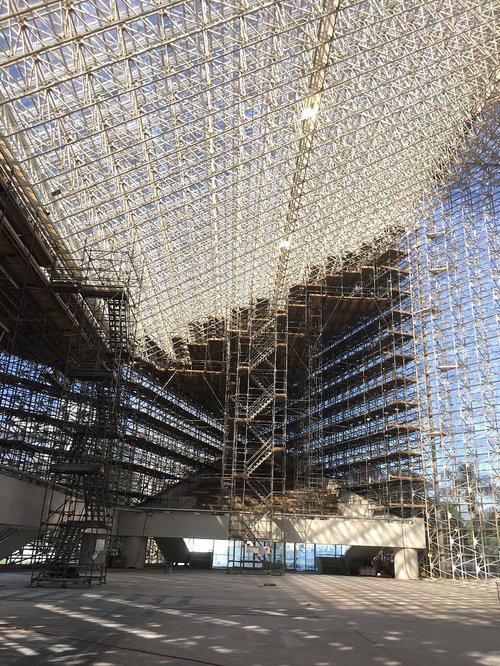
[301,105,319,121]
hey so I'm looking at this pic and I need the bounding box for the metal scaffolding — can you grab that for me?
[0,1,498,580]
[409,98,499,579]
[0,160,224,575]
[290,283,325,510]
[29,286,130,587]
[286,249,424,519]
[222,300,287,572]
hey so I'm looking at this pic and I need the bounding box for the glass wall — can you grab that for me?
[409,100,499,579]
[181,538,346,571]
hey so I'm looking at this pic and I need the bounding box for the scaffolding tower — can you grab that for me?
[223,300,287,572]
[291,285,325,510]
[29,286,130,587]
[286,249,424,519]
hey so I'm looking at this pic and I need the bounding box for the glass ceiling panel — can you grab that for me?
[0,0,498,354]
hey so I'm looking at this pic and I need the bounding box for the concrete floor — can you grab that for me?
[0,570,498,666]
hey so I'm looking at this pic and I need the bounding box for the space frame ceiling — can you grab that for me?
[0,0,498,353]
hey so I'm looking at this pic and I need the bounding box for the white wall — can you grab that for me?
[0,474,48,527]
[117,509,426,549]
[0,473,79,528]
[0,473,426,551]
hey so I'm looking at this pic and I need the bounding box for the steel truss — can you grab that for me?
[0,1,497,355]
[409,98,499,579]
